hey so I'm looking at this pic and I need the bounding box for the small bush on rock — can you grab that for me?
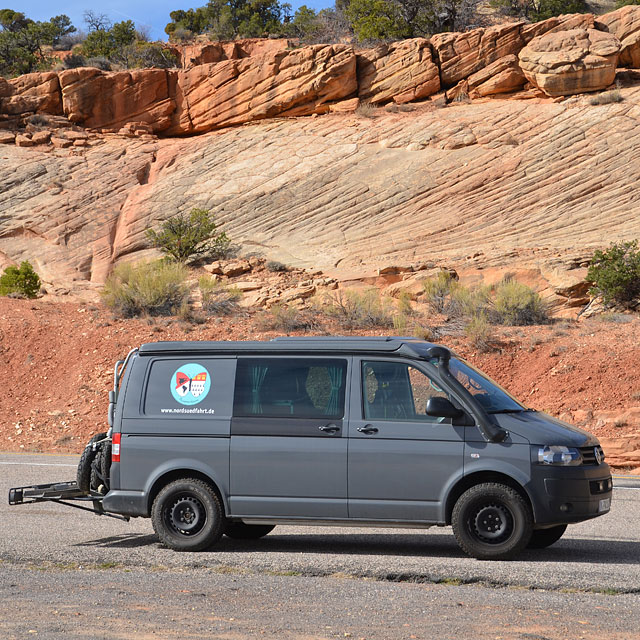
[266,260,288,273]
[587,240,640,309]
[589,90,623,106]
[0,261,41,298]
[146,208,231,264]
[102,260,188,317]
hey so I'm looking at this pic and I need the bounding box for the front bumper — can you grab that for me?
[528,462,612,526]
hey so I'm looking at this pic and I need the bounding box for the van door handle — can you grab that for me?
[319,424,340,434]
[357,425,379,435]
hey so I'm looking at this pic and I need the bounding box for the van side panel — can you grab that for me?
[117,357,235,503]
[229,356,350,519]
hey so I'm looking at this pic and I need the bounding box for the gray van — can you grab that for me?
[94,337,611,559]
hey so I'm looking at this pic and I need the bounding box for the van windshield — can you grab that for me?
[433,357,526,414]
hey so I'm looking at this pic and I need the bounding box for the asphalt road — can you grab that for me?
[2,453,640,639]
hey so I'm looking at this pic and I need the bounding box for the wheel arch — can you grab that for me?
[445,471,533,525]
[147,468,227,516]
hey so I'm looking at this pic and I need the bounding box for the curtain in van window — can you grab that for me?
[326,365,344,416]
[250,364,268,414]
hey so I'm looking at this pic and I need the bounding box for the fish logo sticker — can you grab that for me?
[171,363,211,405]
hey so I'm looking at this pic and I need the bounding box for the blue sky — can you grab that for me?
[20,0,334,41]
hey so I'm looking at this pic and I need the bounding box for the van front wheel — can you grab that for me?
[151,478,223,552]
[452,482,532,560]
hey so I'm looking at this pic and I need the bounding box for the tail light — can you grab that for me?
[112,432,121,462]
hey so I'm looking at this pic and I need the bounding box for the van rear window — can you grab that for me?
[233,358,347,420]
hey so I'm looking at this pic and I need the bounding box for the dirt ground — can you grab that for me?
[0,297,638,471]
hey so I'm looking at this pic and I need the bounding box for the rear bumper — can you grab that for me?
[529,463,612,526]
[102,489,148,517]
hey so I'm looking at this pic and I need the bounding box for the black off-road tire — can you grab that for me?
[527,524,567,549]
[452,482,533,560]
[225,523,275,540]
[151,478,224,552]
[76,432,107,494]
[89,442,112,495]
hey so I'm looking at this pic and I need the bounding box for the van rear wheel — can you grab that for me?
[452,482,532,560]
[225,523,275,540]
[151,478,223,552]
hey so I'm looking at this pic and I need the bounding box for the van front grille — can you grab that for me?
[580,445,605,465]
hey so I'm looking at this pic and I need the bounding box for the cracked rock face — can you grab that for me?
[518,29,621,96]
[356,39,440,104]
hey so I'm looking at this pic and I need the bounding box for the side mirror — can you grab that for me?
[426,397,464,419]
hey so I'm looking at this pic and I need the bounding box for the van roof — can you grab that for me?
[138,336,446,359]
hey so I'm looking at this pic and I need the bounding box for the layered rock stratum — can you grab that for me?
[1,7,640,304]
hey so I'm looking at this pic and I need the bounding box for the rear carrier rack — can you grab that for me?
[8,481,129,521]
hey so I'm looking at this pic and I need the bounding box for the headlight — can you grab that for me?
[537,445,582,466]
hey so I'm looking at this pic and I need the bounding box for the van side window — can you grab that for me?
[362,361,448,422]
[234,358,347,419]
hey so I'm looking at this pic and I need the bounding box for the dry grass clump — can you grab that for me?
[199,277,242,315]
[102,260,189,318]
[489,278,548,326]
[320,288,394,329]
[589,90,623,106]
[255,303,315,332]
[355,102,380,118]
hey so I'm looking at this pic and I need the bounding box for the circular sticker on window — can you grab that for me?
[171,363,211,405]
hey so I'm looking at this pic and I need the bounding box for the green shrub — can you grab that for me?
[199,277,241,315]
[101,260,189,317]
[0,261,41,298]
[490,278,548,325]
[587,240,640,309]
[146,208,231,264]
[321,288,394,329]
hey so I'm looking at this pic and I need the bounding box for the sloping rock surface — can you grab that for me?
[2,89,640,292]
[519,29,620,96]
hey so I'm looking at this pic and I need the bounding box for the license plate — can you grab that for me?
[599,498,611,512]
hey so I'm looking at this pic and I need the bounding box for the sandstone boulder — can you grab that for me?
[59,68,175,132]
[167,45,357,134]
[448,54,527,100]
[357,39,440,104]
[430,22,524,87]
[596,5,640,68]
[0,131,15,144]
[521,12,595,43]
[518,29,620,97]
[0,72,62,116]
[170,38,292,69]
